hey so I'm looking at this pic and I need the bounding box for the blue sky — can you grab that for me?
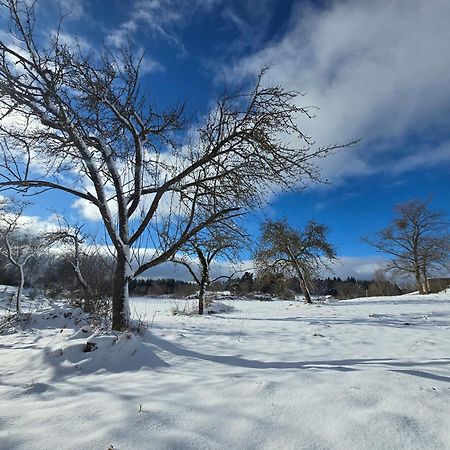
[4,0,450,279]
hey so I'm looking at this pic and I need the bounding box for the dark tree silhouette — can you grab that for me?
[255,219,337,303]
[363,198,450,294]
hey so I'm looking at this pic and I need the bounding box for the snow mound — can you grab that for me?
[46,330,169,375]
[31,304,89,329]
[206,301,234,314]
[45,331,169,374]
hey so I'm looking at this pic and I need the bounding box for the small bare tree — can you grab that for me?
[0,1,353,329]
[0,200,44,313]
[44,217,94,297]
[255,219,338,303]
[171,223,246,314]
[363,198,450,294]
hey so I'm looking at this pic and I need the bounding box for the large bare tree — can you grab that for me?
[0,0,351,329]
[363,198,450,294]
[255,219,338,303]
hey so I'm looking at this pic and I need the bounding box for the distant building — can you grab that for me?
[428,278,450,293]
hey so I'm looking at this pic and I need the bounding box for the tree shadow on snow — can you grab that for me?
[219,313,450,329]
[146,333,450,380]
[392,369,450,383]
[332,298,450,308]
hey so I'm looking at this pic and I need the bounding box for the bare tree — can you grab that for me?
[171,223,246,314]
[363,198,450,294]
[0,1,353,329]
[367,269,402,297]
[255,219,337,303]
[44,217,94,297]
[0,199,43,313]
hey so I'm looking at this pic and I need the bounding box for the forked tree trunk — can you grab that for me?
[414,265,424,294]
[421,278,430,295]
[421,262,430,294]
[112,251,131,331]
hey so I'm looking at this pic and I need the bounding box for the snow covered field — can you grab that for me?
[1,291,450,449]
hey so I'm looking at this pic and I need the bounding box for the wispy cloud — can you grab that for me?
[105,0,205,52]
[105,0,273,58]
[227,0,450,185]
[219,0,274,53]
[50,0,86,20]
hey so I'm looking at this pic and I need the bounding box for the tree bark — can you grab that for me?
[197,249,209,315]
[112,251,131,330]
[198,279,206,315]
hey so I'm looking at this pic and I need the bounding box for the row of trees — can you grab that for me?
[0,198,338,316]
[161,199,450,305]
[1,197,448,317]
[227,272,403,300]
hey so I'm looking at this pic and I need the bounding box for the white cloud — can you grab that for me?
[384,141,450,176]
[72,198,102,222]
[140,254,384,281]
[228,0,450,184]
[0,211,59,235]
[323,256,386,280]
[139,257,253,281]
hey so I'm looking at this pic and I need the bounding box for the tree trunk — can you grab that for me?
[294,261,312,304]
[72,237,94,296]
[421,261,430,294]
[196,247,210,315]
[198,279,206,315]
[414,266,424,294]
[298,273,312,304]
[75,265,95,314]
[287,246,312,304]
[112,250,131,331]
[16,264,24,315]
[74,265,94,296]
[292,263,312,304]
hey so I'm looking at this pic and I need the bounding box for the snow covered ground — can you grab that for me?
[1,290,450,449]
